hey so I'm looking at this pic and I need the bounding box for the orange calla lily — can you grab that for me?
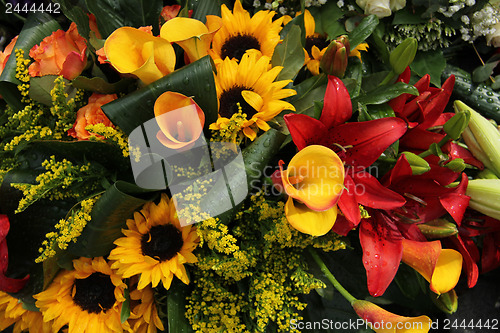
[401,239,462,295]
[279,145,344,236]
[104,27,175,85]
[154,92,205,150]
[353,300,432,333]
[160,16,222,63]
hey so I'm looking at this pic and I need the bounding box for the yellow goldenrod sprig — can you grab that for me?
[85,123,130,157]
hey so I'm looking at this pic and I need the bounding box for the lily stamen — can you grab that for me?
[404,192,427,206]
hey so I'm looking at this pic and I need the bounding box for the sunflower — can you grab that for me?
[108,193,199,290]
[34,257,127,333]
[0,292,51,333]
[210,52,296,141]
[127,278,164,333]
[209,0,283,63]
[302,10,330,76]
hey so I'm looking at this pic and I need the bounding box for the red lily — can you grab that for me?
[284,76,407,232]
[0,214,29,293]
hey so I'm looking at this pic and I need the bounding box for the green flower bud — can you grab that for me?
[456,100,500,178]
[443,111,470,140]
[320,35,350,78]
[402,151,430,175]
[466,179,500,220]
[417,219,458,239]
[389,37,418,75]
[477,169,499,179]
[430,289,458,314]
[445,158,466,173]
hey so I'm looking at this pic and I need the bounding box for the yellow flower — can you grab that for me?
[108,193,199,290]
[104,27,175,84]
[279,145,345,236]
[303,10,329,75]
[154,91,205,150]
[353,300,432,333]
[160,16,222,63]
[210,0,283,63]
[401,239,462,295]
[210,52,296,141]
[0,292,52,333]
[34,257,128,333]
[127,278,164,333]
[350,43,369,62]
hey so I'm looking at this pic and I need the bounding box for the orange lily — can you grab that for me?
[154,92,205,150]
[401,239,462,294]
[160,16,222,64]
[279,145,344,236]
[104,27,175,85]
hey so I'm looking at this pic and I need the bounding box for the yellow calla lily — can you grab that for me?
[401,239,462,295]
[279,145,344,236]
[104,27,175,85]
[160,16,222,63]
[154,92,205,150]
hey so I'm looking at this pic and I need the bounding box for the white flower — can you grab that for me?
[337,0,344,6]
[390,0,406,11]
[264,2,272,9]
[461,15,470,24]
[253,0,261,7]
[486,22,500,47]
[357,0,392,18]
[466,0,475,6]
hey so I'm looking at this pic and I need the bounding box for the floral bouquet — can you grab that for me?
[1,0,500,332]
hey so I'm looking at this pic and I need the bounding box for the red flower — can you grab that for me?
[0,215,29,293]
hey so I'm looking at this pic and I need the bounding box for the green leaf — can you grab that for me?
[352,82,418,106]
[121,287,131,323]
[271,25,305,81]
[365,103,396,119]
[53,0,91,40]
[472,61,500,83]
[192,0,221,22]
[71,76,135,94]
[410,50,446,87]
[392,8,427,25]
[348,15,379,50]
[344,57,363,99]
[85,0,163,38]
[166,279,194,333]
[29,75,75,106]
[280,13,305,43]
[0,12,61,111]
[68,181,157,257]
[102,55,217,135]
[308,4,345,38]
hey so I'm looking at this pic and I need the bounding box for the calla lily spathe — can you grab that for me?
[160,16,222,63]
[279,145,345,236]
[104,27,175,85]
[154,92,205,150]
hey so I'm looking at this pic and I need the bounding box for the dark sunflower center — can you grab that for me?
[221,34,261,61]
[141,224,184,261]
[72,273,116,314]
[305,36,329,56]
[219,86,257,119]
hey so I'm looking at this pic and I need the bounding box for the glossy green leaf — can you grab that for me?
[29,75,75,106]
[0,12,60,111]
[308,4,345,38]
[53,0,91,40]
[271,25,305,81]
[102,55,217,135]
[85,0,163,38]
[71,76,135,94]
[121,287,131,323]
[166,279,194,333]
[348,15,379,50]
[344,57,363,99]
[352,82,418,106]
[410,50,446,87]
[472,61,500,83]
[68,181,158,257]
[192,0,221,22]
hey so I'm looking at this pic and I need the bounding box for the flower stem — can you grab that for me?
[308,247,357,304]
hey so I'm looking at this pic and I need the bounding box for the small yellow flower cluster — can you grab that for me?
[12,156,99,213]
[210,103,248,145]
[291,266,327,294]
[14,49,31,103]
[85,123,130,157]
[129,145,142,163]
[50,76,84,134]
[3,126,54,151]
[171,164,206,180]
[36,195,101,263]
[186,271,248,333]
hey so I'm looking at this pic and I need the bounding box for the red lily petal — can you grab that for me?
[440,193,470,225]
[383,154,413,187]
[0,215,29,293]
[284,113,326,150]
[337,174,361,227]
[481,232,500,273]
[427,112,454,128]
[328,117,407,169]
[331,215,357,236]
[360,214,403,297]
[400,128,445,151]
[352,171,406,210]
[321,75,352,128]
[447,235,478,288]
[443,142,484,170]
[399,91,431,122]
[414,74,431,94]
[388,67,412,114]
[418,75,455,130]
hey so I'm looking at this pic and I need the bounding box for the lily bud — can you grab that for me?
[456,100,500,178]
[445,158,466,173]
[466,179,500,220]
[390,37,418,75]
[402,152,430,175]
[430,289,458,314]
[443,110,470,140]
[418,219,458,239]
[477,169,499,179]
[320,35,350,78]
